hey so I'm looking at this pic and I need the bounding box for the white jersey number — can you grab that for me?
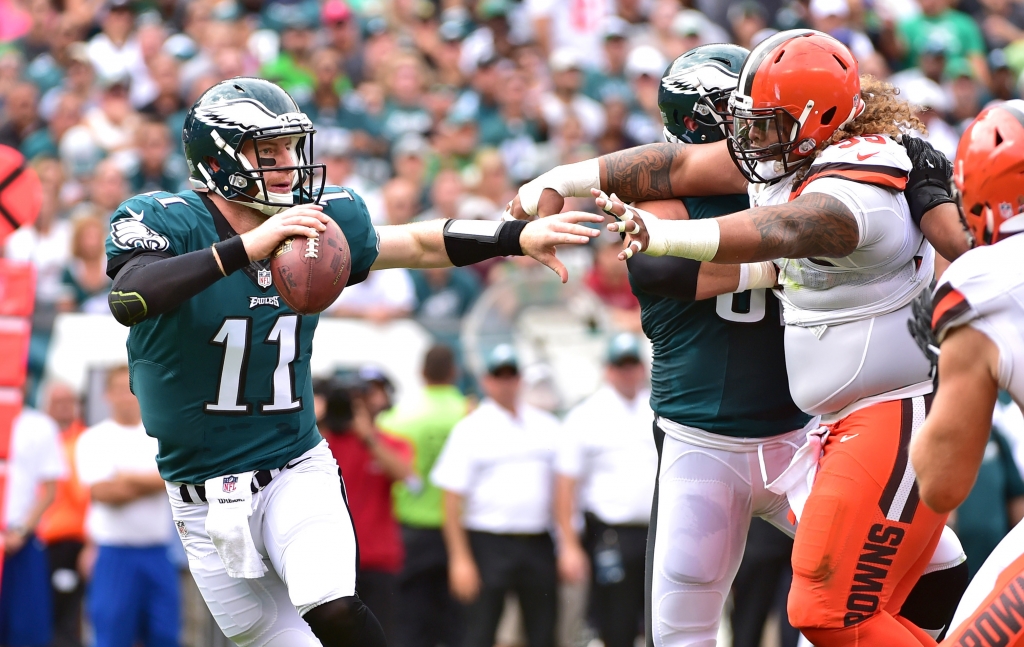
[205,315,301,414]
[716,289,767,323]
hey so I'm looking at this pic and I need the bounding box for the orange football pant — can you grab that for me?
[788,397,948,646]
[944,551,1024,646]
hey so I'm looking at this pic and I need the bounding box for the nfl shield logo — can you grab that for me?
[257,268,272,289]
[222,475,238,493]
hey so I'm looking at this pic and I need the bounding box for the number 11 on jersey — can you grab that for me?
[205,315,302,414]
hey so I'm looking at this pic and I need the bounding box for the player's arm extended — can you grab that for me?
[910,324,1000,513]
[611,192,859,264]
[369,213,603,283]
[612,197,776,300]
[509,140,747,219]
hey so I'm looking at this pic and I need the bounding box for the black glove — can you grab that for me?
[901,136,955,227]
[907,280,940,390]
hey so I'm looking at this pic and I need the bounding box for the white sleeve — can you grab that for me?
[429,423,473,495]
[524,0,555,19]
[35,417,67,482]
[555,409,585,478]
[76,428,115,486]
[800,177,912,266]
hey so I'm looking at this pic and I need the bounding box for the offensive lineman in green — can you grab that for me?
[602,45,812,646]
[103,78,601,647]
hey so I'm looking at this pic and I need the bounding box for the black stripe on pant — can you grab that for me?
[584,513,647,647]
[645,420,666,647]
[462,531,557,647]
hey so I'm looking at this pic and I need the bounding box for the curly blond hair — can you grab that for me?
[791,76,926,182]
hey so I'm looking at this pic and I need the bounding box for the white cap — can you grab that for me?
[671,9,707,38]
[549,47,583,73]
[898,77,952,113]
[810,0,850,19]
[625,45,667,80]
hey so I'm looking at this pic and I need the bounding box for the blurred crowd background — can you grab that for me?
[4,0,1024,645]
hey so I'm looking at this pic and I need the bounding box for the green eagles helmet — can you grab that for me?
[182,77,324,215]
[659,43,749,144]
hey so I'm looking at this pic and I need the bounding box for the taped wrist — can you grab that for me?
[519,159,600,216]
[213,236,250,275]
[443,219,528,267]
[737,261,777,292]
[646,217,720,261]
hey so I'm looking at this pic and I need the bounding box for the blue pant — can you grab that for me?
[0,534,53,647]
[88,545,180,647]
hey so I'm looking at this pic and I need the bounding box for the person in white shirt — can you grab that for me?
[431,344,561,647]
[75,365,178,647]
[0,406,66,647]
[554,334,656,647]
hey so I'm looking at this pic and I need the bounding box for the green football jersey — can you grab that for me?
[629,194,810,438]
[105,187,379,483]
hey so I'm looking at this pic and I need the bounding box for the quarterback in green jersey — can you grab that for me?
[104,77,601,647]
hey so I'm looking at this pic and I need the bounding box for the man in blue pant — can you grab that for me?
[76,365,178,647]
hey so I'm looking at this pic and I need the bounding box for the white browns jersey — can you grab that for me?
[932,234,1024,403]
[747,135,934,417]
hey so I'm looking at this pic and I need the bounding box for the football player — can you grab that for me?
[103,77,601,647]
[608,43,816,647]
[909,101,1024,645]
[509,31,973,647]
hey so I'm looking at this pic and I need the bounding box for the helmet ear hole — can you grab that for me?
[970,203,984,216]
[832,55,848,71]
[995,129,1004,146]
[820,107,837,126]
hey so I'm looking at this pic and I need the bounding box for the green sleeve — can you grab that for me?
[320,186,380,280]
[105,191,192,262]
[959,13,987,56]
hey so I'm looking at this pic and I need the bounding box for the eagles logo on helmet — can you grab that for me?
[727,30,864,183]
[659,43,749,145]
[953,99,1024,245]
[182,77,325,217]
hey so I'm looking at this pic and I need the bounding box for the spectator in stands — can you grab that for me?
[85,0,141,84]
[555,334,656,647]
[526,0,610,63]
[974,0,1024,52]
[583,17,632,106]
[319,369,412,644]
[989,48,1020,100]
[138,53,185,123]
[75,365,179,647]
[81,70,139,157]
[380,52,433,144]
[809,0,889,78]
[623,45,667,144]
[82,157,130,217]
[416,168,464,223]
[0,402,66,647]
[0,81,42,149]
[540,48,606,143]
[36,381,89,647]
[390,140,430,213]
[377,345,469,647]
[899,0,991,88]
[128,117,186,194]
[410,265,482,345]
[260,7,318,102]
[431,344,561,647]
[59,211,110,315]
[459,149,512,221]
[956,391,1024,578]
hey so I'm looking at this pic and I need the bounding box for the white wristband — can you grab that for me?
[646,218,721,262]
[519,159,601,216]
[736,261,777,292]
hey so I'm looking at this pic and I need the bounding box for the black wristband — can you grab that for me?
[442,219,528,267]
[214,236,250,275]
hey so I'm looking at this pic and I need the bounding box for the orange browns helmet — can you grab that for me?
[728,30,864,183]
[954,100,1024,246]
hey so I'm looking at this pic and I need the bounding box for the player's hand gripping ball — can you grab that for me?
[270,217,351,315]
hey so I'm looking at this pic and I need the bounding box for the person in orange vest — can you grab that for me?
[36,381,89,647]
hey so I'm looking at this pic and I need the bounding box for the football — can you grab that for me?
[270,217,351,315]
